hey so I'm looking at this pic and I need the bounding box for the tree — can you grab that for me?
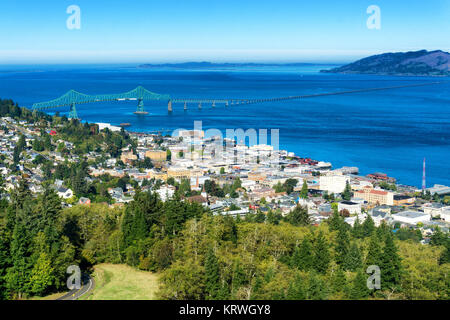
[344,243,363,272]
[286,274,306,300]
[285,205,310,226]
[291,237,314,271]
[205,247,221,300]
[335,228,350,266]
[332,266,348,295]
[380,233,402,290]
[313,231,331,274]
[349,269,370,299]
[342,181,352,201]
[28,252,54,296]
[362,215,375,237]
[365,234,382,269]
[299,180,308,199]
[352,216,364,238]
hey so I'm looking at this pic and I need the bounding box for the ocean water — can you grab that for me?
[0,64,449,188]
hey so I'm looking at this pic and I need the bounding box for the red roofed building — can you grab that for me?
[354,186,394,206]
[49,130,57,136]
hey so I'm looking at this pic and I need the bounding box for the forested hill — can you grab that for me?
[321,50,450,76]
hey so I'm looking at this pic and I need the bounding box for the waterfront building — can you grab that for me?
[319,173,350,194]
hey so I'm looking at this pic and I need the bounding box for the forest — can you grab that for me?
[0,181,448,300]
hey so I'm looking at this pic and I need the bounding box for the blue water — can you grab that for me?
[0,64,449,188]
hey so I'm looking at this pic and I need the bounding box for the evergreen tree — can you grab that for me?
[313,231,330,274]
[286,205,310,226]
[342,181,352,201]
[352,216,364,239]
[231,260,246,298]
[328,208,344,232]
[205,247,221,300]
[307,273,328,300]
[335,228,350,266]
[291,237,314,271]
[286,274,306,300]
[299,180,308,199]
[332,266,348,295]
[380,233,402,290]
[349,269,370,299]
[362,215,375,237]
[344,243,363,272]
[365,234,383,269]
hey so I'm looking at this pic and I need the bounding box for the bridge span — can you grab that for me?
[31,81,444,118]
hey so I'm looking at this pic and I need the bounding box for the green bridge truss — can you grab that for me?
[32,86,171,118]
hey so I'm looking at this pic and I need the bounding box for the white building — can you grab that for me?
[319,174,350,194]
[392,211,431,226]
[338,201,362,215]
[156,185,175,202]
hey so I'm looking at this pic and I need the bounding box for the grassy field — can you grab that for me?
[85,263,160,300]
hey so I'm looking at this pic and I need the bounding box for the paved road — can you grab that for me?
[56,274,95,300]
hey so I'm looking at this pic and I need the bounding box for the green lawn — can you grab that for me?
[86,263,160,300]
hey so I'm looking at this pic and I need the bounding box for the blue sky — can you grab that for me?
[0,0,449,64]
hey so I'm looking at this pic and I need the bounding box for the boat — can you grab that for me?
[120,123,131,127]
[133,111,149,115]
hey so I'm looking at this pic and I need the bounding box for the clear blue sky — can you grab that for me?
[0,0,449,64]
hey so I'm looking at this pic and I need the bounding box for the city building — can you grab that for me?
[354,186,394,206]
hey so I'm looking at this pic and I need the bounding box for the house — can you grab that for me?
[79,197,91,206]
[57,187,74,199]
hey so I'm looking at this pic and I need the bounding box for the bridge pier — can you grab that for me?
[134,98,148,115]
[69,102,78,119]
[225,101,229,107]
[198,102,202,110]
[168,100,172,112]
[212,101,215,108]
[184,102,187,110]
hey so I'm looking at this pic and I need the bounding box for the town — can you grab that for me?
[1,99,449,244]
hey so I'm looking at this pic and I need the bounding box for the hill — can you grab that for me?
[321,50,450,76]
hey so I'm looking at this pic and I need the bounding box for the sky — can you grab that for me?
[0,0,449,64]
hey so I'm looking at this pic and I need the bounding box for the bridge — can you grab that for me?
[31,81,444,119]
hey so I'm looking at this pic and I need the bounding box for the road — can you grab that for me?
[56,273,95,300]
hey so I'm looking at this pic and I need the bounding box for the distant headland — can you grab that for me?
[320,50,450,76]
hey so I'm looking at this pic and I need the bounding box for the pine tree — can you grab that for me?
[362,215,375,237]
[344,243,363,272]
[231,260,246,298]
[335,228,350,266]
[380,233,402,290]
[313,231,331,274]
[328,208,344,232]
[286,205,310,226]
[352,216,364,239]
[286,274,306,300]
[291,237,314,271]
[307,273,328,300]
[332,266,348,295]
[349,269,370,299]
[342,181,352,201]
[205,247,221,300]
[365,234,382,269]
[300,180,308,199]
